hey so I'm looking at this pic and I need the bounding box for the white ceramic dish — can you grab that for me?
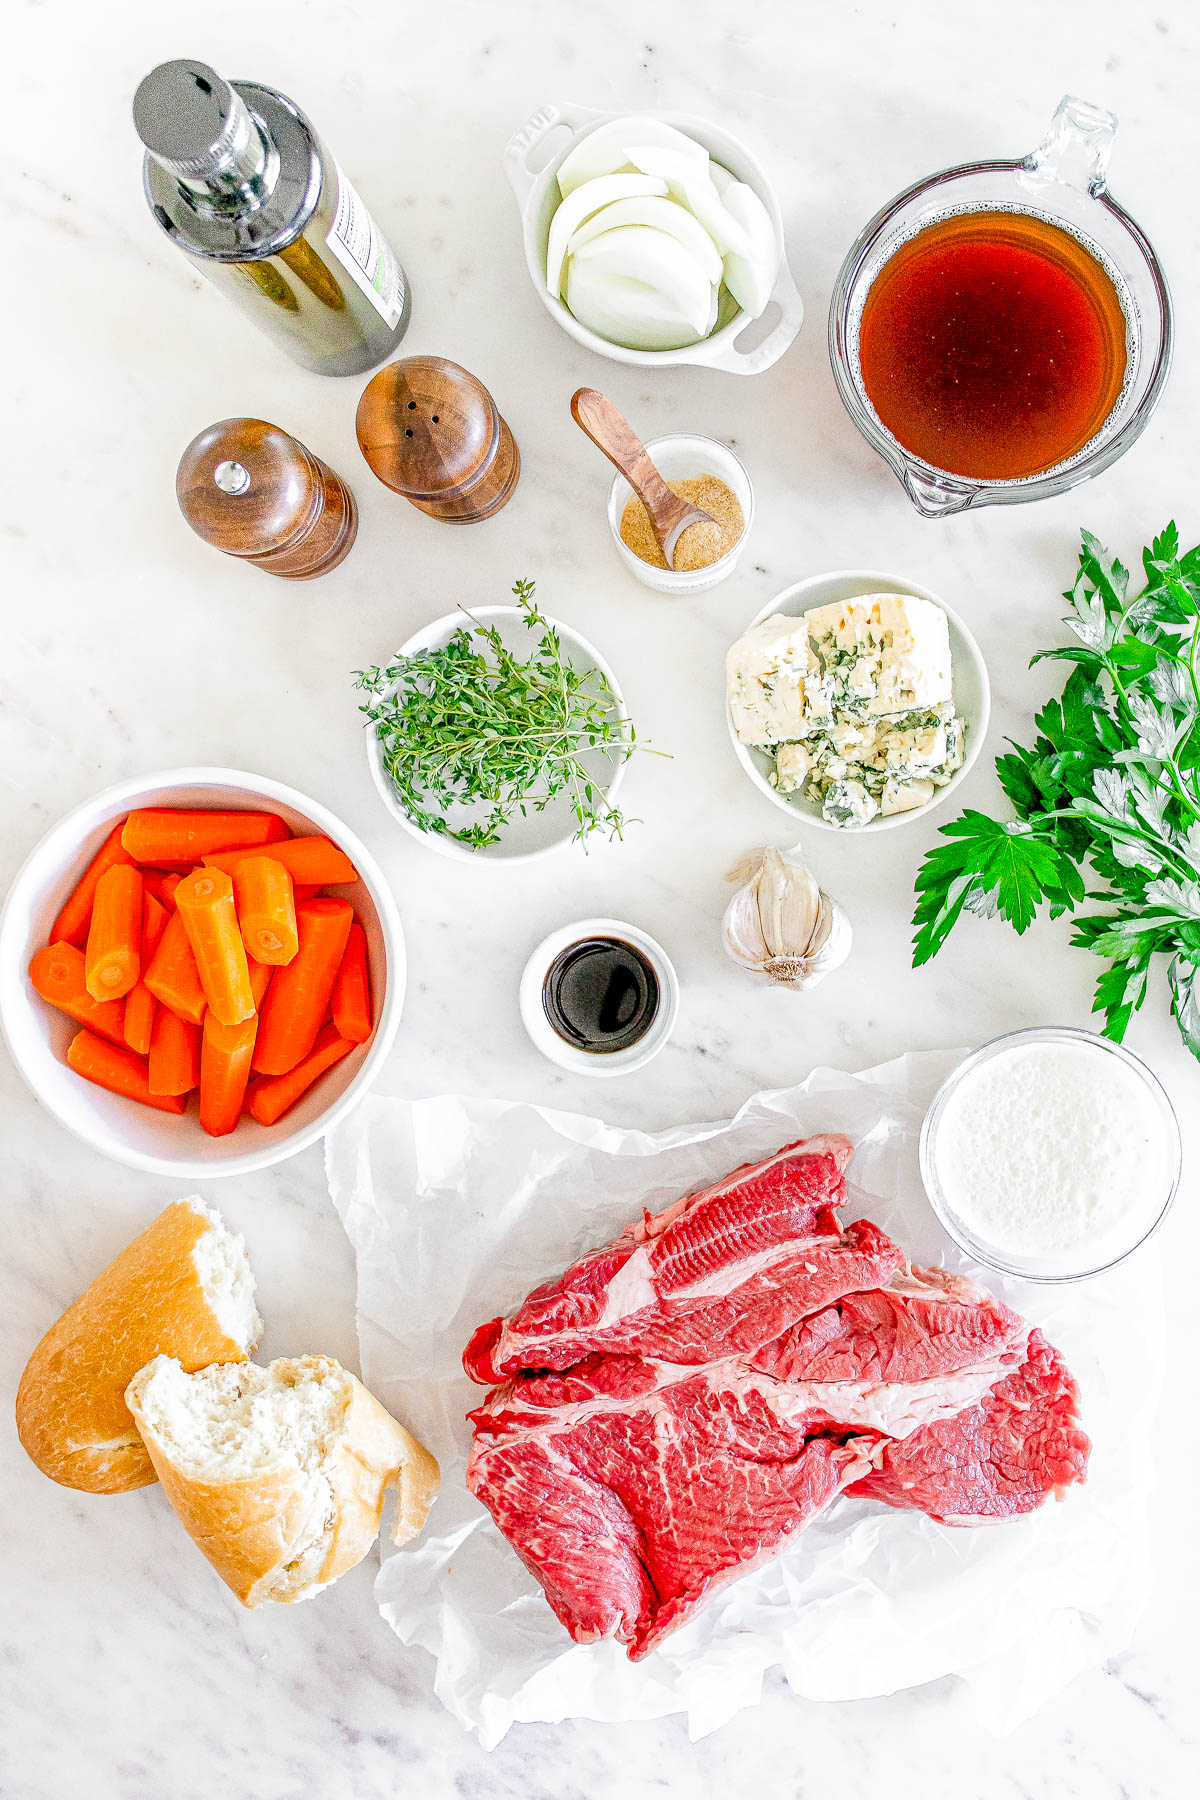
[606,434,754,594]
[504,101,804,375]
[920,1026,1181,1282]
[518,917,679,1076]
[0,768,404,1178]
[366,605,631,863]
[726,569,990,833]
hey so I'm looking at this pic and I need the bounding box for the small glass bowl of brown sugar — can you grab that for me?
[606,434,754,593]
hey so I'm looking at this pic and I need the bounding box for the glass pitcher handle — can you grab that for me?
[1025,95,1118,196]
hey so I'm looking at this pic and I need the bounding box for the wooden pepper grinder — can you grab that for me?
[176,418,358,579]
[355,356,520,522]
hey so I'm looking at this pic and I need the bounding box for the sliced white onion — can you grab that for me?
[556,116,708,197]
[720,179,779,318]
[565,264,708,352]
[570,226,713,335]
[624,145,750,258]
[566,195,724,286]
[703,281,720,336]
[545,172,669,299]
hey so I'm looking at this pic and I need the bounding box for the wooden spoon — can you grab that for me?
[571,388,718,570]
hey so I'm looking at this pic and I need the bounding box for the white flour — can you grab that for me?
[932,1040,1172,1262]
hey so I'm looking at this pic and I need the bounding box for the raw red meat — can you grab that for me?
[848,1329,1091,1523]
[462,1135,1091,1659]
[463,1135,877,1382]
[750,1264,1026,1386]
[469,1369,880,1657]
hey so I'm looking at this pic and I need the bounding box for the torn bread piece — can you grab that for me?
[15,1197,261,1494]
[125,1355,440,1607]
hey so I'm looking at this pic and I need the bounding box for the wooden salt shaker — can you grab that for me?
[176,418,358,579]
[355,356,520,522]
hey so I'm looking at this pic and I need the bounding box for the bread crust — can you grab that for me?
[15,1200,256,1494]
[125,1355,441,1606]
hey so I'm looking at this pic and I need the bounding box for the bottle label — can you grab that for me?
[326,162,406,330]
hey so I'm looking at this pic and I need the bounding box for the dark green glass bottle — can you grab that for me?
[134,59,411,376]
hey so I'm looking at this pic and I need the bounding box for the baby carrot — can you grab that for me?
[50,821,135,948]
[199,1013,258,1137]
[138,869,174,904]
[246,1024,355,1127]
[121,809,289,865]
[247,956,274,1009]
[29,944,127,1047]
[252,897,353,1075]
[175,868,255,1026]
[331,921,373,1043]
[148,1008,202,1096]
[122,892,170,1055]
[84,864,143,1002]
[233,856,299,966]
[203,835,357,886]
[67,1029,186,1115]
[158,872,183,911]
[143,910,207,1025]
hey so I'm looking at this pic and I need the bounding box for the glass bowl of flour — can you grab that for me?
[921,1026,1181,1282]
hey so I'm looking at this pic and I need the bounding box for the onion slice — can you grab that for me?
[570,226,713,336]
[565,263,711,352]
[545,173,669,299]
[567,195,724,287]
[625,145,750,258]
[556,116,709,197]
[720,179,779,318]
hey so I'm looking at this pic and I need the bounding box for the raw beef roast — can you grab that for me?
[462,1136,870,1382]
[463,1134,1090,1658]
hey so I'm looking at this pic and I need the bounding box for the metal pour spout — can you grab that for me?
[133,60,273,211]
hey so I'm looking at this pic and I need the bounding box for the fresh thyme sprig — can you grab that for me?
[354,579,646,850]
[912,525,1200,1060]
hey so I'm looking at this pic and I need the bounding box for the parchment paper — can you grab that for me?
[324,1051,1163,1748]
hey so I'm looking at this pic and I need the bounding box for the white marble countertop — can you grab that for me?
[4,0,1199,1794]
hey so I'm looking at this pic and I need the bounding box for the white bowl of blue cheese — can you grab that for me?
[725,571,989,830]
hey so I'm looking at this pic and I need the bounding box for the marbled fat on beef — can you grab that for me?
[463,1136,864,1382]
[848,1329,1091,1522]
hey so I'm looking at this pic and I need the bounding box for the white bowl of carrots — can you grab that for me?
[0,768,404,1177]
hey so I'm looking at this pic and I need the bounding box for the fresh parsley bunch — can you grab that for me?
[913,525,1200,1059]
[354,579,638,850]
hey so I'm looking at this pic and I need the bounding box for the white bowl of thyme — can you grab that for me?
[357,580,637,862]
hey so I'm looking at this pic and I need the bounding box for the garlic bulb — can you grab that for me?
[722,844,851,989]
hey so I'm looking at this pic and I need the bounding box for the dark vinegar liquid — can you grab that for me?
[858,209,1128,480]
[542,937,660,1054]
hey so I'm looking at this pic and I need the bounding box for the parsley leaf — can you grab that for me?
[913,813,1075,965]
[1169,952,1200,1056]
[912,527,1200,1062]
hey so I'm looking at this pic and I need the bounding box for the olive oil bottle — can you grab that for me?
[134,59,411,376]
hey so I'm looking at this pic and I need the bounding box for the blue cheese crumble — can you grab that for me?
[727,594,966,826]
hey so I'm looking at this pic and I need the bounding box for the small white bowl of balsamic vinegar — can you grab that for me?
[519,918,679,1077]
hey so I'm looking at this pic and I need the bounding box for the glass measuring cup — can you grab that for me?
[828,97,1173,518]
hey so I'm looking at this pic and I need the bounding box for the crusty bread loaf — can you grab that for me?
[125,1354,440,1606]
[15,1198,261,1494]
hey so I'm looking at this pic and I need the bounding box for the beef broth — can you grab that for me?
[857,209,1128,481]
